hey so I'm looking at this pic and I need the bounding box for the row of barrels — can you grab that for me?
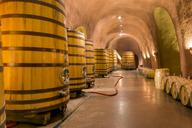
[67,30,95,92]
[162,76,192,108]
[121,51,136,70]
[94,49,118,77]
[140,68,192,108]
[138,67,155,79]
[0,0,95,125]
[154,69,192,108]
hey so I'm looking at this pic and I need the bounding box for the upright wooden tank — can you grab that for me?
[121,51,136,70]
[85,40,95,87]
[0,0,69,124]
[0,19,6,128]
[106,49,113,73]
[95,49,108,77]
[112,50,118,70]
[67,30,86,93]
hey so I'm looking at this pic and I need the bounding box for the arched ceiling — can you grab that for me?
[65,0,179,57]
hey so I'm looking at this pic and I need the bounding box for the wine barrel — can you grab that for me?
[154,68,170,90]
[179,84,192,107]
[0,19,6,128]
[112,50,118,70]
[85,40,95,86]
[67,30,86,92]
[0,0,69,122]
[171,77,190,100]
[95,49,108,77]
[121,51,136,70]
[106,49,113,72]
[161,77,169,91]
[165,76,178,94]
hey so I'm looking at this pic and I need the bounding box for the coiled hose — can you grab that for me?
[82,75,124,96]
[53,75,124,128]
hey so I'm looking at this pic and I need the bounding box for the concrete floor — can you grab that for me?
[17,70,192,128]
[59,70,192,128]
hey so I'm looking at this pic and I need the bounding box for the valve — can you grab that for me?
[82,66,87,78]
[59,68,69,85]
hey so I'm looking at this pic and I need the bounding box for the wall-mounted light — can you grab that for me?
[143,54,146,59]
[186,38,192,54]
[152,50,157,57]
[118,16,122,20]
[190,47,192,54]
[119,33,127,36]
[147,53,150,59]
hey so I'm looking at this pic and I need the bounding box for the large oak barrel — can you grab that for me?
[85,40,95,86]
[67,30,86,92]
[0,0,69,121]
[0,19,6,128]
[106,49,113,72]
[95,49,108,77]
[121,51,136,70]
[112,50,118,70]
[154,68,170,90]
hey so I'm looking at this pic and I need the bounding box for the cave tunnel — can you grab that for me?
[0,0,192,128]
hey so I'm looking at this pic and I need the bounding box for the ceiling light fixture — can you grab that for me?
[118,16,122,20]
[119,33,124,36]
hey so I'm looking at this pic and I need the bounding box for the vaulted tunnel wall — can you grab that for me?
[154,7,181,75]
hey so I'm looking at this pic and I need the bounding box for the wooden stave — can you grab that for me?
[0,18,6,128]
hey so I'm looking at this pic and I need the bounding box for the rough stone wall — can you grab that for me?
[154,7,181,75]
[177,0,192,77]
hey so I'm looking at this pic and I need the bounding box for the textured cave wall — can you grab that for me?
[154,7,181,75]
[177,0,192,77]
[64,0,189,73]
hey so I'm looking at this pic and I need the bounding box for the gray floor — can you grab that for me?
[59,70,192,128]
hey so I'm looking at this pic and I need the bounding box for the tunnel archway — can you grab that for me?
[106,35,143,67]
[154,7,181,75]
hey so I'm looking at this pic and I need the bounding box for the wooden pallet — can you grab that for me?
[70,91,85,99]
[7,105,67,125]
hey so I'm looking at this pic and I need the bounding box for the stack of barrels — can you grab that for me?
[95,49,108,77]
[121,51,136,70]
[67,30,86,95]
[0,0,70,124]
[159,73,192,108]
[85,40,95,87]
[112,50,118,70]
[0,19,6,128]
